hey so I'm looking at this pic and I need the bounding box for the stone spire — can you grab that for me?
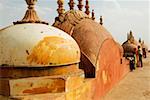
[139,38,141,43]
[129,30,133,36]
[77,0,83,11]
[85,0,90,16]
[57,0,65,16]
[68,0,75,10]
[100,16,103,25]
[128,30,134,43]
[91,9,95,20]
[14,0,48,25]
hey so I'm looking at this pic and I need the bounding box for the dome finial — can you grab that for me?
[130,30,132,33]
[77,0,83,11]
[57,0,65,16]
[13,0,48,25]
[139,38,141,43]
[100,16,103,25]
[68,0,75,10]
[129,30,133,37]
[85,0,90,16]
[91,9,95,20]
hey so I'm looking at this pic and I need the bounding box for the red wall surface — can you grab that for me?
[91,39,129,100]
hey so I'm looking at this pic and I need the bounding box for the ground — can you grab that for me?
[103,53,150,100]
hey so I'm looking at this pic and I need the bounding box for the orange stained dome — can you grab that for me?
[0,24,80,67]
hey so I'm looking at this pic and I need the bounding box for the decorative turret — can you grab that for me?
[129,30,133,36]
[128,30,134,43]
[139,38,142,43]
[68,0,75,10]
[85,0,90,16]
[127,30,132,40]
[57,0,65,16]
[91,9,95,20]
[13,0,48,25]
[77,0,83,11]
[100,16,103,25]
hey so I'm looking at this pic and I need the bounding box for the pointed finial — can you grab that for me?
[91,9,95,20]
[13,0,48,25]
[77,0,83,11]
[57,0,65,16]
[139,38,141,43]
[129,30,133,37]
[85,0,90,15]
[68,0,75,10]
[130,30,132,34]
[100,16,103,25]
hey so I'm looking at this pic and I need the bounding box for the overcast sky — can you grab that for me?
[0,0,149,48]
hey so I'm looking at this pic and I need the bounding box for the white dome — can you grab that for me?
[0,23,80,67]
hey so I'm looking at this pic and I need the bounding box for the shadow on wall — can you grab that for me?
[79,52,95,78]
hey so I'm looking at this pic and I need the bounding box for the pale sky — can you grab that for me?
[0,0,150,48]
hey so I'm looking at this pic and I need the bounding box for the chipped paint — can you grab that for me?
[9,77,65,96]
[102,70,108,84]
[27,36,80,66]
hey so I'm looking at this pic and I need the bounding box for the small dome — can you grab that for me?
[122,41,137,53]
[0,24,80,67]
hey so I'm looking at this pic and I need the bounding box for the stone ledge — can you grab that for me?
[0,70,84,97]
[0,64,80,78]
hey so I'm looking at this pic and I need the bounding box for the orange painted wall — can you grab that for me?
[91,39,129,100]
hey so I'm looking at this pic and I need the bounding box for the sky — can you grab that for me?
[0,0,150,48]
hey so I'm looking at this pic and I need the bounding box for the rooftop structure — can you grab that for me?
[91,9,95,20]
[85,0,90,16]
[0,0,130,99]
[77,0,84,11]
[68,0,75,10]
[57,0,65,16]
[53,0,129,99]
[100,16,103,25]
[13,0,48,25]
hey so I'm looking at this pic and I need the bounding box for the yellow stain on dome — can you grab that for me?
[102,70,108,84]
[27,36,80,66]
